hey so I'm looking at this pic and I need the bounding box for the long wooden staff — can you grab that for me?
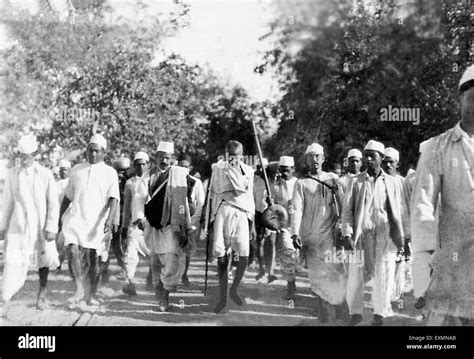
[251,120,273,205]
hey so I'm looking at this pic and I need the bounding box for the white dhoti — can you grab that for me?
[212,202,250,258]
[291,173,347,305]
[346,248,397,317]
[304,233,347,305]
[346,261,365,315]
[412,252,433,299]
[2,234,59,302]
[346,212,397,317]
[147,224,185,292]
[124,225,150,280]
[307,247,347,305]
[372,251,396,317]
[276,229,298,282]
[1,163,59,303]
[391,260,405,302]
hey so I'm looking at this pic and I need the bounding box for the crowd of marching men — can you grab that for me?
[1,65,473,326]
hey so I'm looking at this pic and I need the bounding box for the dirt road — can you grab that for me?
[0,248,425,327]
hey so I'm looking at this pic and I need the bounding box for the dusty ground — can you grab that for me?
[0,246,426,327]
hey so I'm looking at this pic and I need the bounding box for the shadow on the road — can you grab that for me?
[0,251,425,326]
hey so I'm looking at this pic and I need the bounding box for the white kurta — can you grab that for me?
[122,175,150,259]
[188,175,205,256]
[411,122,474,320]
[291,172,346,305]
[274,177,297,212]
[363,175,397,317]
[342,173,357,194]
[343,171,399,317]
[391,173,410,301]
[274,177,298,281]
[61,162,120,250]
[189,175,205,230]
[1,163,59,302]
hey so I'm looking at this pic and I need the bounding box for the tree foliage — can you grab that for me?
[262,0,473,173]
[0,0,271,175]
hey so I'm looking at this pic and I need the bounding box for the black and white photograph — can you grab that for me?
[0,0,473,355]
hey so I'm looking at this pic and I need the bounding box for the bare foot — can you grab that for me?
[67,289,85,304]
[1,301,11,318]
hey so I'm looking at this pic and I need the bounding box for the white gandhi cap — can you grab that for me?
[89,133,107,151]
[347,149,362,159]
[59,159,71,168]
[364,140,385,154]
[134,151,149,162]
[157,141,174,154]
[257,158,268,167]
[305,143,324,155]
[279,156,294,167]
[18,134,38,154]
[459,65,474,91]
[384,147,400,162]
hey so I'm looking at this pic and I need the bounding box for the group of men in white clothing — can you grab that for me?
[1,65,473,326]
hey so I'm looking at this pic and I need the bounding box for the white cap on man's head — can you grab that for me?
[257,158,268,167]
[279,156,294,167]
[113,157,131,170]
[59,159,71,168]
[157,141,174,154]
[459,65,474,91]
[134,151,149,162]
[89,133,107,151]
[18,134,38,154]
[384,147,400,162]
[364,140,385,154]
[347,149,362,159]
[305,143,324,155]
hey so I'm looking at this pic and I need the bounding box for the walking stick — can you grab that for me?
[204,219,210,297]
[251,120,273,206]
[250,120,289,232]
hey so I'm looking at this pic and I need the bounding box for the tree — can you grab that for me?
[261,0,472,174]
[1,0,271,175]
